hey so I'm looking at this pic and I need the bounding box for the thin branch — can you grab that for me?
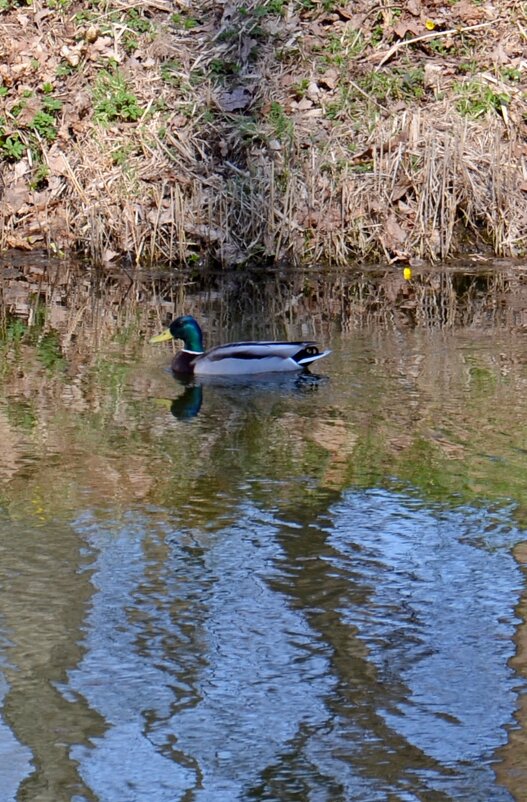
[375,20,499,69]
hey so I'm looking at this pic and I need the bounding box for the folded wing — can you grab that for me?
[193,341,330,375]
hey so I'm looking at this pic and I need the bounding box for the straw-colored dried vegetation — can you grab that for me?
[0,0,526,266]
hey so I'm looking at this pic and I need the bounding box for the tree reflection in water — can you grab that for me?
[0,258,526,801]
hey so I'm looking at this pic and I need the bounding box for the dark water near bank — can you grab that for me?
[1,259,527,801]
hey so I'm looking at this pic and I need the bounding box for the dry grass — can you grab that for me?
[0,0,526,265]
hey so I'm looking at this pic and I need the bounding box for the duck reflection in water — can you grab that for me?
[160,372,328,420]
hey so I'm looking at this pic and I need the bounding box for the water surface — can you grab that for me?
[0,262,526,801]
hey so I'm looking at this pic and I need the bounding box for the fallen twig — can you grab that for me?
[375,20,499,69]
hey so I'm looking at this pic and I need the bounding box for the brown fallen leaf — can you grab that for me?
[170,114,188,128]
[391,182,411,202]
[383,213,407,247]
[4,235,33,250]
[87,37,116,62]
[11,94,40,126]
[307,81,320,101]
[220,241,247,264]
[60,44,82,67]
[34,8,54,25]
[336,6,360,21]
[453,0,486,24]
[15,12,30,28]
[147,208,174,225]
[393,19,422,38]
[217,87,253,112]
[334,13,364,28]
[293,97,313,111]
[13,160,30,180]
[46,145,69,176]
[72,91,92,117]
[424,62,443,88]
[30,190,52,212]
[350,145,374,162]
[492,42,510,65]
[184,223,225,242]
[319,68,339,90]
[239,36,256,64]
[102,249,120,263]
[1,182,30,214]
[47,176,64,197]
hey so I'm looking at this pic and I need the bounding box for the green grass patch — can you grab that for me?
[0,132,24,160]
[359,68,425,103]
[31,110,58,141]
[268,101,293,140]
[454,79,509,118]
[170,12,200,29]
[319,30,365,66]
[160,59,182,86]
[93,69,143,125]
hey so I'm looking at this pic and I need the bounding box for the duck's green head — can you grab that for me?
[150,315,204,352]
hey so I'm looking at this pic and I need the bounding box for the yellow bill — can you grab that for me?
[150,329,173,344]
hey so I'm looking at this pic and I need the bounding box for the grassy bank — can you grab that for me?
[0,0,526,266]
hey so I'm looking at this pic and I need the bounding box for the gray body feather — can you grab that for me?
[192,341,330,376]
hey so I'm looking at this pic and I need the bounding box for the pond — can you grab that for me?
[0,258,526,802]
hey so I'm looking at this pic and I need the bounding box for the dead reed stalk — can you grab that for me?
[0,0,526,266]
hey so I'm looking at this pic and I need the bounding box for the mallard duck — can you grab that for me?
[150,315,330,376]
